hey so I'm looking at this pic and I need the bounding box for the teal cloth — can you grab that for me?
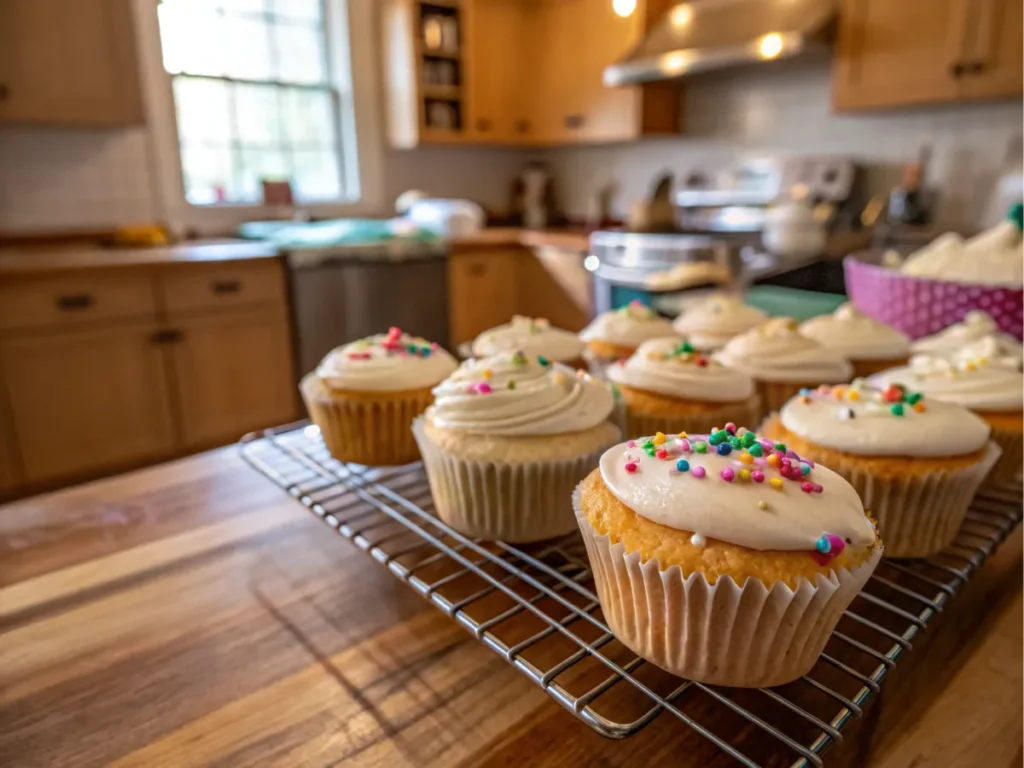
[237,219,440,248]
[745,286,847,321]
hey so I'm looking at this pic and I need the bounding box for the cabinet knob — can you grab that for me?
[475,118,493,132]
[949,62,966,78]
[963,60,986,75]
[515,119,531,134]
[564,114,584,129]
[0,84,9,102]
[150,329,184,345]
[211,279,242,295]
[466,263,488,277]
[55,293,94,311]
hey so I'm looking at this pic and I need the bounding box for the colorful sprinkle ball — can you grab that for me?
[625,461,638,473]
[758,500,769,511]
[691,466,707,479]
[690,533,707,547]
[800,382,926,420]
[349,328,437,359]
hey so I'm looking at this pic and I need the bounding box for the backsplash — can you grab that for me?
[545,61,1024,232]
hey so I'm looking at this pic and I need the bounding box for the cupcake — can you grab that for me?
[715,317,853,415]
[579,300,678,377]
[873,341,1022,487]
[607,337,759,437]
[910,310,1023,367]
[799,303,911,377]
[413,351,620,542]
[574,425,881,687]
[671,293,768,352]
[761,381,999,558]
[471,315,586,368]
[300,327,457,466]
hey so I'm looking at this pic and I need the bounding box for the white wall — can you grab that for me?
[545,60,1023,231]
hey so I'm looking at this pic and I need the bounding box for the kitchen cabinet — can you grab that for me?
[0,0,143,126]
[449,250,520,345]
[169,309,295,451]
[0,387,20,495]
[1,324,176,485]
[517,248,592,331]
[833,0,1022,110]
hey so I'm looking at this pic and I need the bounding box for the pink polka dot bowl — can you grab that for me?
[844,252,1024,340]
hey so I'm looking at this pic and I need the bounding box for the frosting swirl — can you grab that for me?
[598,428,876,552]
[874,352,1024,412]
[779,382,990,457]
[429,351,614,436]
[579,301,678,349]
[715,318,853,383]
[896,221,1023,287]
[799,304,910,360]
[471,316,585,362]
[316,328,457,391]
[910,311,1024,364]
[672,294,768,351]
[607,337,754,402]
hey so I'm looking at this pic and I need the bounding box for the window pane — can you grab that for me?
[292,150,342,201]
[217,0,267,13]
[274,23,326,84]
[270,0,322,22]
[181,147,233,205]
[159,1,225,76]
[173,77,232,145]
[281,88,335,146]
[235,83,282,147]
[223,16,274,80]
[236,148,290,203]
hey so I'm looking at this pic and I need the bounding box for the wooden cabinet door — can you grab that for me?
[0,0,143,125]
[449,251,520,345]
[516,248,592,332]
[169,309,297,450]
[533,0,587,143]
[832,0,970,110]
[578,0,642,142]
[0,393,20,495]
[1,324,175,485]
[956,0,1023,100]
[465,0,532,142]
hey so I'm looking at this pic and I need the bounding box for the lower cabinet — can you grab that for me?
[1,323,176,484]
[168,308,295,450]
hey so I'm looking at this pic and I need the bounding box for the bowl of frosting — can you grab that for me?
[844,218,1024,340]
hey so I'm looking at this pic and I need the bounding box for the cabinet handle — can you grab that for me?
[0,84,9,102]
[150,329,184,345]
[476,118,493,132]
[211,279,242,295]
[950,62,966,78]
[962,60,986,75]
[564,114,584,129]
[515,119,531,134]
[466,263,488,277]
[55,293,94,311]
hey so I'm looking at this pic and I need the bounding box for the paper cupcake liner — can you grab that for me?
[413,417,620,543]
[988,427,1023,487]
[573,489,882,687]
[300,375,432,466]
[794,441,1001,559]
[623,396,762,441]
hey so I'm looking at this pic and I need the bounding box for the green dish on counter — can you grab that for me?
[744,286,847,321]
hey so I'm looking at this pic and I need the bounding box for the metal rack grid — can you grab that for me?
[241,421,1023,768]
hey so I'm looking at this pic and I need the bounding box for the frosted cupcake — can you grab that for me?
[799,303,911,377]
[607,337,759,437]
[874,342,1022,487]
[715,317,853,415]
[671,293,768,352]
[910,310,1023,367]
[574,425,881,687]
[471,315,586,368]
[761,382,998,557]
[301,327,457,466]
[413,351,619,542]
[579,301,678,376]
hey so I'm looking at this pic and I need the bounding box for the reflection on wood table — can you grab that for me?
[0,448,1020,767]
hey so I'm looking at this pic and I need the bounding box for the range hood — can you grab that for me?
[604,0,836,86]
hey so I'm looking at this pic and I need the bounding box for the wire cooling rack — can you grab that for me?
[241,421,1023,768]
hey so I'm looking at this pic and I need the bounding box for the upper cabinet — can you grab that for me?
[0,0,144,126]
[385,0,680,147]
[833,0,1022,110]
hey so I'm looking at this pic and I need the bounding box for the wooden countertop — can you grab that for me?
[1,448,1020,767]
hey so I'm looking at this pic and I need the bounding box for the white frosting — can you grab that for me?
[428,351,614,436]
[799,304,910,361]
[874,353,1024,412]
[579,301,678,349]
[715,318,853,383]
[911,311,1024,365]
[779,383,990,457]
[671,294,769,351]
[316,329,457,391]
[895,221,1024,287]
[607,337,754,402]
[599,434,876,552]
[471,315,585,362]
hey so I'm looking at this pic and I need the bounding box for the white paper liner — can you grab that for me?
[832,441,1002,559]
[573,488,882,687]
[413,418,620,543]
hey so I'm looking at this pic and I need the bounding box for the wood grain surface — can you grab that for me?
[1,447,1020,767]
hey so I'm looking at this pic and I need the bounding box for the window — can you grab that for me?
[157,0,350,206]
